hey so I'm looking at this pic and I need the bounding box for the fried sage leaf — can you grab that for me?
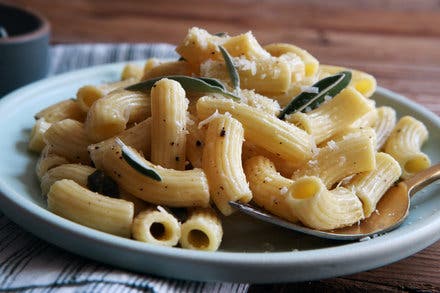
[126,75,240,100]
[87,170,120,198]
[278,71,352,120]
[213,32,228,37]
[115,138,162,181]
[219,45,240,91]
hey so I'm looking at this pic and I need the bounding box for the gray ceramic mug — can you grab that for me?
[0,3,50,97]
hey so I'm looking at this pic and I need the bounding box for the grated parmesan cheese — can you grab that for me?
[337,174,355,187]
[326,140,338,150]
[198,110,232,129]
[157,205,167,213]
[200,59,217,77]
[198,110,220,129]
[324,95,333,102]
[263,176,273,182]
[234,57,257,75]
[300,86,319,94]
[280,186,288,195]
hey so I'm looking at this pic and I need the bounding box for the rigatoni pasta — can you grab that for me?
[292,132,376,189]
[285,87,374,144]
[132,207,181,247]
[43,119,92,165]
[47,179,134,237]
[384,116,430,178]
[150,78,188,170]
[244,156,297,222]
[28,118,51,152]
[34,99,86,122]
[202,114,252,215]
[41,163,95,195]
[180,208,223,251]
[286,176,364,230]
[85,89,150,142]
[197,96,314,163]
[346,152,401,217]
[99,140,210,208]
[76,78,138,112]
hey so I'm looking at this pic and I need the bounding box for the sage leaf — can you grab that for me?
[116,138,162,181]
[278,71,352,120]
[219,45,240,91]
[199,77,227,90]
[213,32,227,37]
[87,170,120,198]
[126,75,240,101]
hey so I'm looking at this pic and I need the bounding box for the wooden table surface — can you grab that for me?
[4,0,440,291]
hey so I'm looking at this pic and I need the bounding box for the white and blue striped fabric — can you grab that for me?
[0,43,249,293]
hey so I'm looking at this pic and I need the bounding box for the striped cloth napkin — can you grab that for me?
[0,43,249,293]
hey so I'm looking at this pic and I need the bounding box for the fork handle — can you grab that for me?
[405,163,440,197]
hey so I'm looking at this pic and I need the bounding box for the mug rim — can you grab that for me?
[0,3,50,44]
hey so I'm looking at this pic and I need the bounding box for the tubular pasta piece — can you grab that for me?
[142,61,192,80]
[197,96,314,163]
[28,118,51,153]
[200,56,291,95]
[374,106,396,151]
[180,208,223,251]
[264,43,319,78]
[150,78,188,170]
[121,63,143,80]
[292,132,376,189]
[36,146,69,180]
[76,78,138,112]
[100,141,210,208]
[35,99,86,123]
[132,208,181,247]
[384,116,430,179]
[318,64,377,98]
[346,152,401,217]
[47,179,134,237]
[89,118,151,170]
[286,176,364,230]
[244,156,298,222]
[202,114,252,215]
[286,87,374,145]
[85,89,150,142]
[41,163,95,195]
[43,119,92,165]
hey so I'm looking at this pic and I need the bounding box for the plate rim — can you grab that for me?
[0,62,439,282]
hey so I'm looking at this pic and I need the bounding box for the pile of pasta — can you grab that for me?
[28,27,431,251]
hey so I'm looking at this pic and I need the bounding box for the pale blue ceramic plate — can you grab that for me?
[0,63,439,283]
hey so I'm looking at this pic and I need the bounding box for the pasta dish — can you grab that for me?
[28,27,431,251]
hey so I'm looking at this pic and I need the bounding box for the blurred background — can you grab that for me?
[3,0,440,114]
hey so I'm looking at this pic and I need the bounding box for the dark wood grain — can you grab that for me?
[2,0,440,291]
